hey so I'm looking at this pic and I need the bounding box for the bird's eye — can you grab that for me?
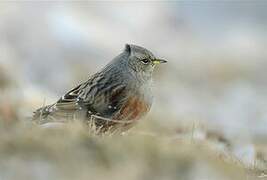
[141,59,149,64]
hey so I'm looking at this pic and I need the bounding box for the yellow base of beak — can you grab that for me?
[152,59,167,65]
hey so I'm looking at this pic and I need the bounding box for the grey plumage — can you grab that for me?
[33,44,167,131]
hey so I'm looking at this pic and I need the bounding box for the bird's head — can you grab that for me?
[124,44,167,81]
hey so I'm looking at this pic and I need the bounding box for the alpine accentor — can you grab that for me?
[33,44,167,132]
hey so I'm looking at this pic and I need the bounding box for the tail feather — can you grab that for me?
[32,104,56,124]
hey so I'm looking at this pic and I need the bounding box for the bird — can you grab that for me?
[33,44,167,132]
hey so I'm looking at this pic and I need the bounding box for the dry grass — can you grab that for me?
[0,120,265,180]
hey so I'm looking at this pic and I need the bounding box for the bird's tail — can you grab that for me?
[32,104,56,124]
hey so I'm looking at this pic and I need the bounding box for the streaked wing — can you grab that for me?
[54,71,128,120]
[34,70,129,124]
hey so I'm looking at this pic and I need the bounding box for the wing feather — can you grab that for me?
[34,70,129,124]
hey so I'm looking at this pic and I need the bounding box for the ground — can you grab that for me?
[0,120,265,180]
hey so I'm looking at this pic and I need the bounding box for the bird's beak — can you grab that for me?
[152,59,168,65]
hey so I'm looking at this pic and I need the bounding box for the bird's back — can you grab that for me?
[33,63,152,130]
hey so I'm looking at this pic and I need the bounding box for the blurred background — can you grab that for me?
[0,1,267,169]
